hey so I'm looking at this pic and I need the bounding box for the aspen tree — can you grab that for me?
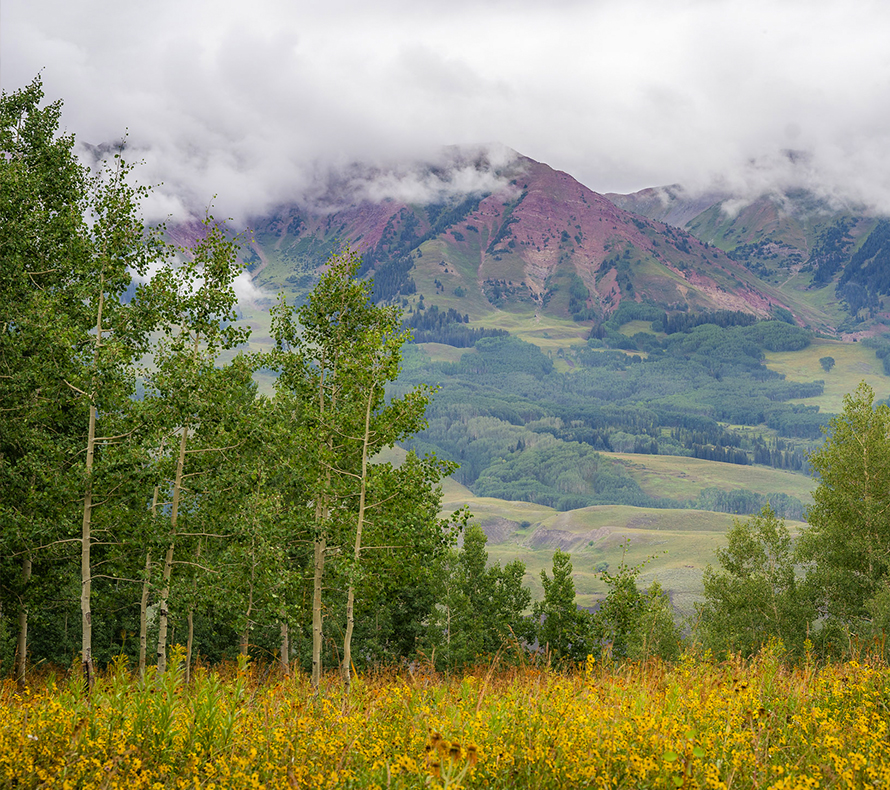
[141,218,250,673]
[269,248,433,689]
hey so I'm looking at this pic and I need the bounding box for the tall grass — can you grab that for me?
[3,645,890,788]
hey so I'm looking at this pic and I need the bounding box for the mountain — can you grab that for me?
[605,186,890,337]
[236,151,798,327]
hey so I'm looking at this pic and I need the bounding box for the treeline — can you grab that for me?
[699,386,890,659]
[404,305,508,347]
[1,81,503,685]
[360,194,488,302]
[837,219,890,313]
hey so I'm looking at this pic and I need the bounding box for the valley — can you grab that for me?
[224,147,890,615]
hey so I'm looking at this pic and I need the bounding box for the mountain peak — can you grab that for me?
[241,150,793,326]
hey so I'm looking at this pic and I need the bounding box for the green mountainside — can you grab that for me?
[233,152,801,328]
[606,186,890,337]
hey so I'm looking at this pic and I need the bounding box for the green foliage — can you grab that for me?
[697,506,813,658]
[694,488,806,520]
[799,382,890,625]
[627,582,682,661]
[605,301,665,329]
[837,219,890,313]
[428,523,533,669]
[819,356,836,372]
[399,315,824,509]
[404,305,507,347]
[473,440,671,511]
[592,545,682,661]
[534,550,593,663]
[659,309,757,334]
[450,335,554,378]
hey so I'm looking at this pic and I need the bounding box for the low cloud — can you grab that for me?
[232,272,270,307]
[6,0,890,221]
[289,144,520,215]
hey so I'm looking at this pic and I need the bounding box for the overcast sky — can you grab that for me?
[5,0,890,222]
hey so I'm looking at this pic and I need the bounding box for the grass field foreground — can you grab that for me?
[5,646,890,789]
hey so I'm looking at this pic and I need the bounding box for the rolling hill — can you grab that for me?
[209,146,890,612]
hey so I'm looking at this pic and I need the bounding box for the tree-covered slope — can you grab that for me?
[606,186,890,335]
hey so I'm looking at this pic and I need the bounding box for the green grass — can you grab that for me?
[606,452,815,503]
[472,312,589,355]
[439,486,805,615]
[617,320,657,337]
[478,504,783,614]
[765,338,889,413]
[417,342,470,363]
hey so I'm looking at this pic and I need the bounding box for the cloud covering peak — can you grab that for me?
[6,0,890,220]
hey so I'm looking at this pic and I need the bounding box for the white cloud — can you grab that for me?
[5,0,890,218]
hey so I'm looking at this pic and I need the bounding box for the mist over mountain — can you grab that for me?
[198,146,890,337]
[606,183,890,336]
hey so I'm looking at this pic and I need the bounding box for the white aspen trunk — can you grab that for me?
[138,552,152,680]
[341,386,374,686]
[156,542,174,673]
[80,400,98,691]
[15,556,31,687]
[139,482,159,680]
[80,286,104,692]
[311,351,329,691]
[311,530,326,688]
[279,618,290,677]
[240,538,255,657]
[156,424,189,673]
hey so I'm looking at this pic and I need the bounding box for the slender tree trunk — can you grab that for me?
[156,542,175,673]
[311,355,329,691]
[81,399,98,691]
[240,538,255,658]
[342,386,374,686]
[311,530,326,689]
[157,424,189,673]
[139,483,159,680]
[138,552,152,680]
[15,556,31,687]
[80,285,105,692]
[279,617,290,677]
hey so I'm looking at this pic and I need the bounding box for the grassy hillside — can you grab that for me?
[765,337,889,413]
[381,443,805,614]
[605,452,814,503]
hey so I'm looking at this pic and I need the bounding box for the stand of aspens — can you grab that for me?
[0,77,461,690]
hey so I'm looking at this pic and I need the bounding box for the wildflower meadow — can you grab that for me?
[4,644,890,789]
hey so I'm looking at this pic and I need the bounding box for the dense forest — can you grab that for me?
[397,305,822,515]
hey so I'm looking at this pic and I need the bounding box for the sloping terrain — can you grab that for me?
[211,149,890,615]
[606,186,890,336]
[383,443,816,614]
[239,151,798,327]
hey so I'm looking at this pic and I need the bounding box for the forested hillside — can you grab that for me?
[607,186,890,336]
[396,303,825,518]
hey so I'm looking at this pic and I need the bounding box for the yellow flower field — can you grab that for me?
[2,646,890,789]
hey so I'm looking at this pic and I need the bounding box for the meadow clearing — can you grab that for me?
[4,645,890,790]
